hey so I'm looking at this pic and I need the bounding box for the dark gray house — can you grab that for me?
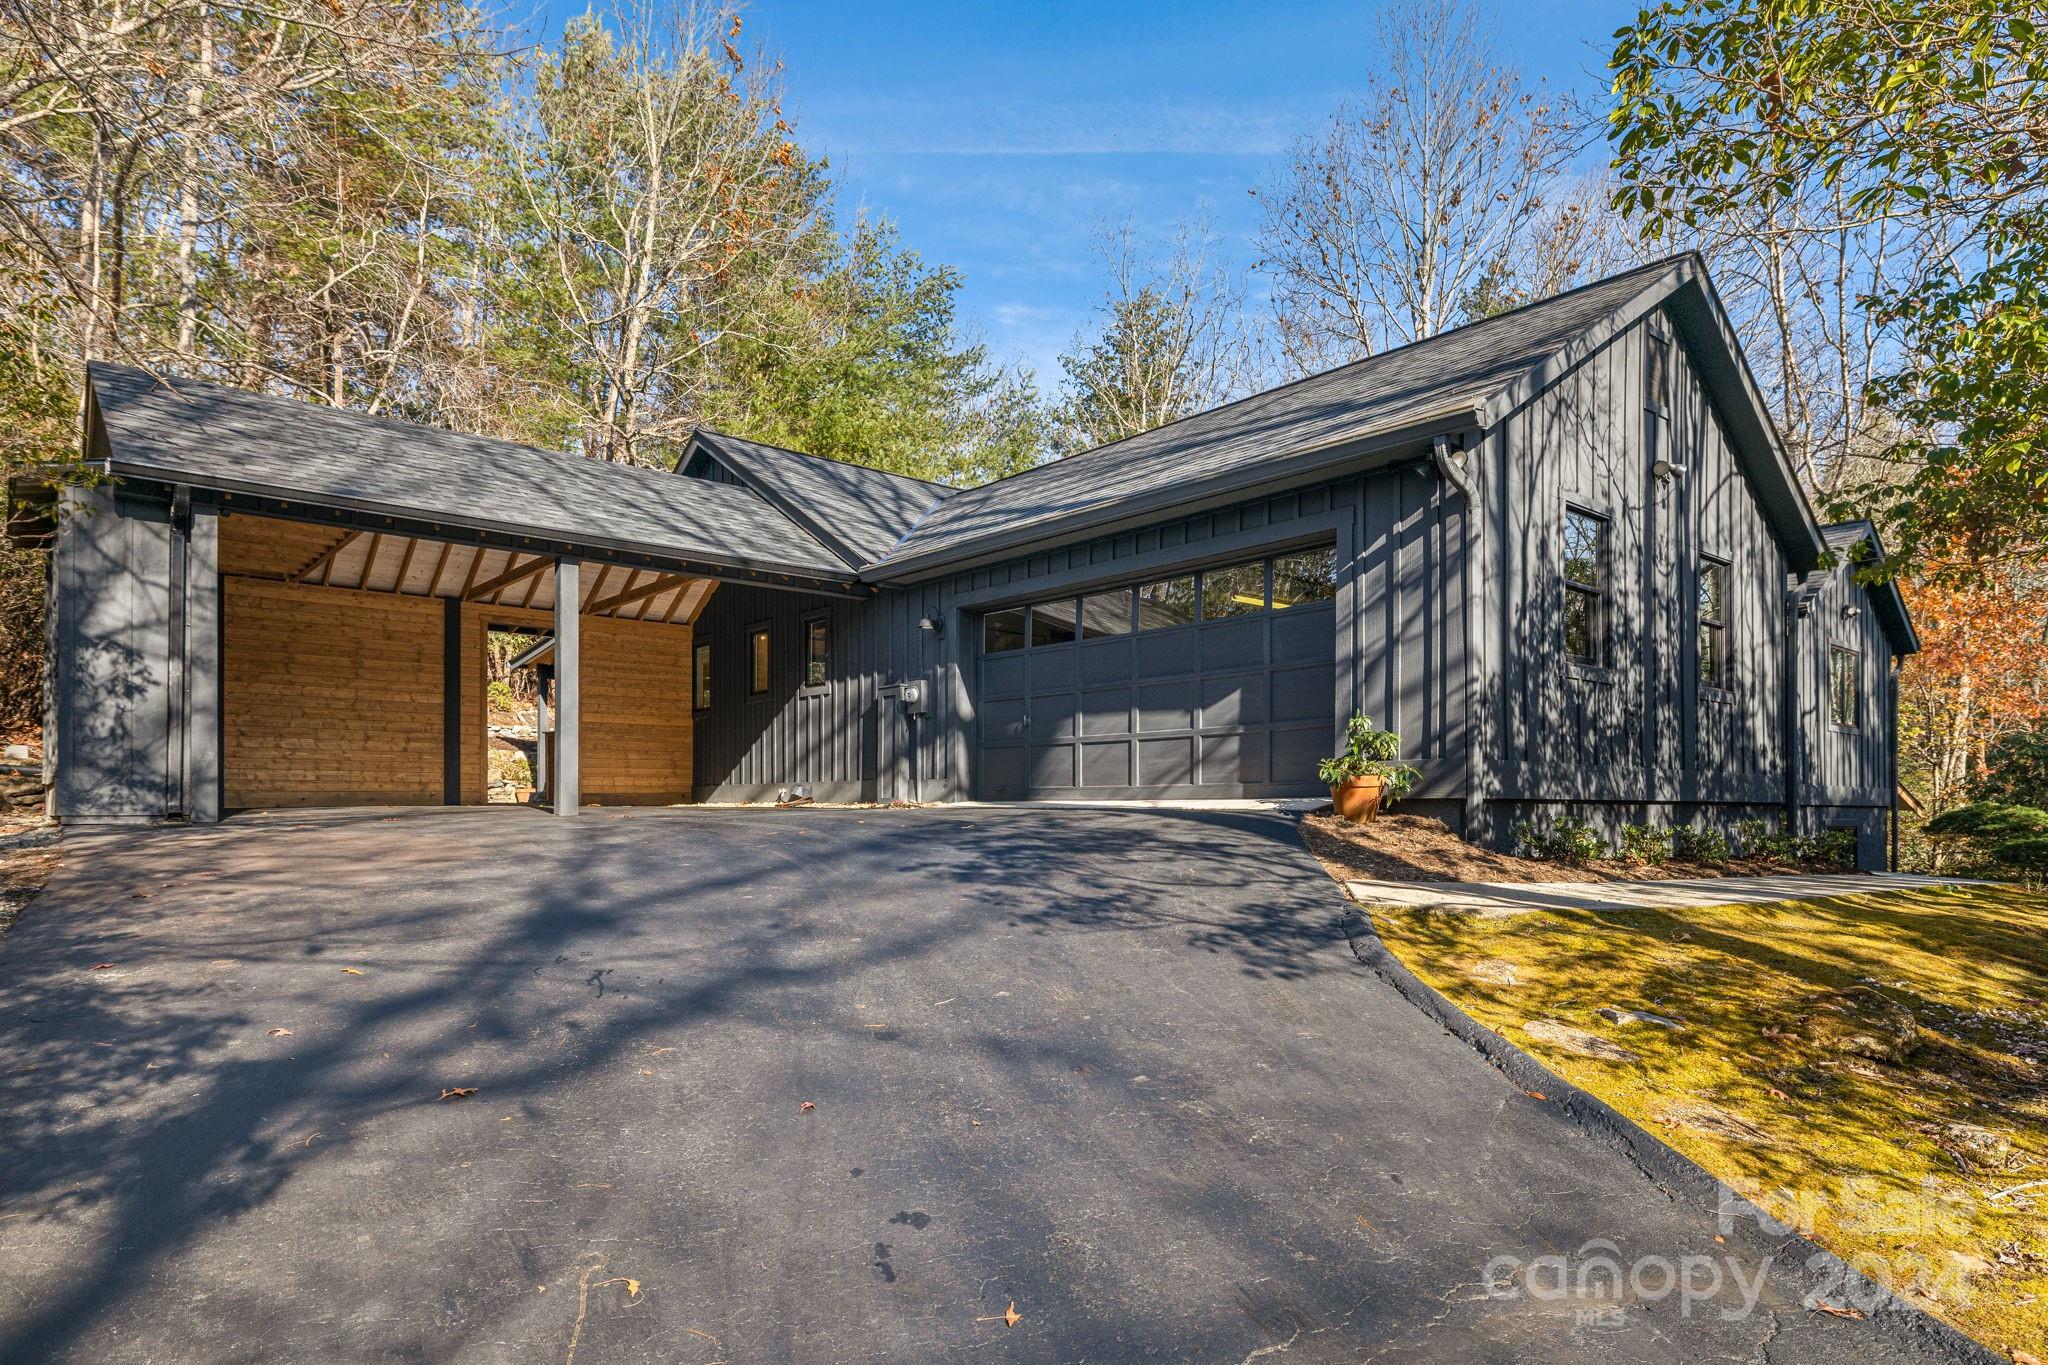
[19,254,1916,867]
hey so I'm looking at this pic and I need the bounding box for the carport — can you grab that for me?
[33,363,864,822]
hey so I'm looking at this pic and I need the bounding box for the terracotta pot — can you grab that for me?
[1331,774,1386,824]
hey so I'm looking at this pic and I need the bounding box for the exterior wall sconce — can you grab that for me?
[1843,605,1863,620]
[918,615,944,637]
[1652,459,1689,483]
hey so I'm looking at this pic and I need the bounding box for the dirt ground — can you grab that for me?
[0,812,58,936]
[1299,809,1823,884]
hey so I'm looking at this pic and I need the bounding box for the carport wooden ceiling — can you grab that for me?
[220,513,715,624]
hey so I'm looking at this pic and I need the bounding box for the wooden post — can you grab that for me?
[554,558,580,816]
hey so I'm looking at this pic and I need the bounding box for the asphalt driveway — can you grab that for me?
[0,806,1971,1362]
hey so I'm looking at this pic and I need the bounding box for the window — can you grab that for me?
[1562,508,1608,663]
[983,607,1026,654]
[1829,646,1861,728]
[692,641,711,710]
[1697,559,1728,689]
[748,625,771,695]
[1272,547,1336,608]
[1029,599,1078,647]
[1646,322,1672,414]
[1201,560,1267,618]
[1135,576,1196,630]
[1080,589,1133,638]
[803,616,829,688]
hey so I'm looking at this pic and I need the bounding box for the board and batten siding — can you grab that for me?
[1482,307,1787,823]
[1794,562,1895,810]
[688,471,1470,805]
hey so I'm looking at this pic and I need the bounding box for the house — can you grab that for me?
[14,254,1917,867]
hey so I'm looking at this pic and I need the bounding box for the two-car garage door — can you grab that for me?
[974,546,1337,799]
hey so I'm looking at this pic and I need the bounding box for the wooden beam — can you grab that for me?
[464,553,548,603]
[659,583,690,623]
[674,579,715,623]
[425,540,454,597]
[351,532,384,591]
[391,535,420,595]
[581,564,614,612]
[587,572,692,617]
[291,530,361,584]
[516,562,545,609]
[457,545,487,599]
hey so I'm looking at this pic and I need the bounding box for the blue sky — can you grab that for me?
[537,0,1636,389]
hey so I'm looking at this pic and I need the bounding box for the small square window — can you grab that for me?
[803,616,829,688]
[1030,599,1078,647]
[1647,325,1672,413]
[1829,645,1860,728]
[983,607,1026,654]
[692,641,711,710]
[1272,547,1336,608]
[1698,559,1728,689]
[1136,577,1196,630]
[748,626,771,696]
[1202,561,1267,618]
[1080,590,1133,638]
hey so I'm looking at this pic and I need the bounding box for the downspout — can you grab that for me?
[1782,576,1804,834]
[1889,657,1901,872]
[1432,434,1486,841]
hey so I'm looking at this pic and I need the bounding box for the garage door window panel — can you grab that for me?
[1030,599,1079,647]
[1272,548,1336,608]
[1201,561,1268,618]
[1080,590,1134,638]
[1136,577,1196,630]
[984,607,1027,654]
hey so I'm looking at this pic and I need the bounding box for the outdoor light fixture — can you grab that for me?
[917,615,944,637]
[1652,459,1689,482]
[1843,605,1863,620]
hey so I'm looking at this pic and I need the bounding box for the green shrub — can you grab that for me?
[1516,816,1608,864]
[1991,835,2048,880]
[1807,827,1857,870]
[1735,817,1773,854]
[1926,803,2048,841]
[1670,825,1730,865]
[1618,824,1668,865]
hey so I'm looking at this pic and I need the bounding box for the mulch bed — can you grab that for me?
[1299,808,1817,885]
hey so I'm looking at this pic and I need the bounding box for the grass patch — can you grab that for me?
[1365,883,2048,1354]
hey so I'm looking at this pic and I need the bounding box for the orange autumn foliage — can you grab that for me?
[1897,569,2048,815]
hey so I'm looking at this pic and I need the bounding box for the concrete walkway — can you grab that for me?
[1345,871,1993,913]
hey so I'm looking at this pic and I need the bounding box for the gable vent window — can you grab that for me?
[1647,321,1672,416]
[1829,645,1861,728]
[1562,507,1608,664]
[1697,559,1728,689]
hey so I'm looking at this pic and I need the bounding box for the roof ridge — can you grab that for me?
[923,252,1697,506]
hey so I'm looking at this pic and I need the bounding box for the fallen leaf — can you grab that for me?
[268,1028,293,1037]
[341,967,364,976]
[799,1101,816,1111]
[1006,1302,1021,1328]
[1526,1090,1548,1101]
[89,963,115,970]
[131,892,152,900]
[439,1087,477,1101]
[1812,1302,1865,1321]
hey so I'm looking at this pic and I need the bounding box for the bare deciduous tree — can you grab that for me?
[1052,216,1253,453]
[1253,0,1582,373]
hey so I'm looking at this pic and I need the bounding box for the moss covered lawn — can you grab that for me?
[1363,883,2048,1356]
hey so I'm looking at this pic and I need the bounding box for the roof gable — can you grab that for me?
[1820,521,1920,655]
[679,428,950,567]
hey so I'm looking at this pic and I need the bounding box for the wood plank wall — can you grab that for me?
[219,515,696,809]
[224,578,446,807]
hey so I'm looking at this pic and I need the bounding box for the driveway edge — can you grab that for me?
[1336,902,1999,1365]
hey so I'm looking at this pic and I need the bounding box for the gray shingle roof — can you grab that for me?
[871,257,1690,573]
[686,428,950,566]
[87,363,849,580]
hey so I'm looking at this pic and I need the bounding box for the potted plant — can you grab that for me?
[1317,713,1418,823]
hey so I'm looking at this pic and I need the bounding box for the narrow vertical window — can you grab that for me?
[1697,559,1728,688]
[1646,322,1672,414]
[748,625,771,696]
[693,641,711,710]
[1829,646,1860,728]
[1562,508,1608,664]
[803,616,829,687]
